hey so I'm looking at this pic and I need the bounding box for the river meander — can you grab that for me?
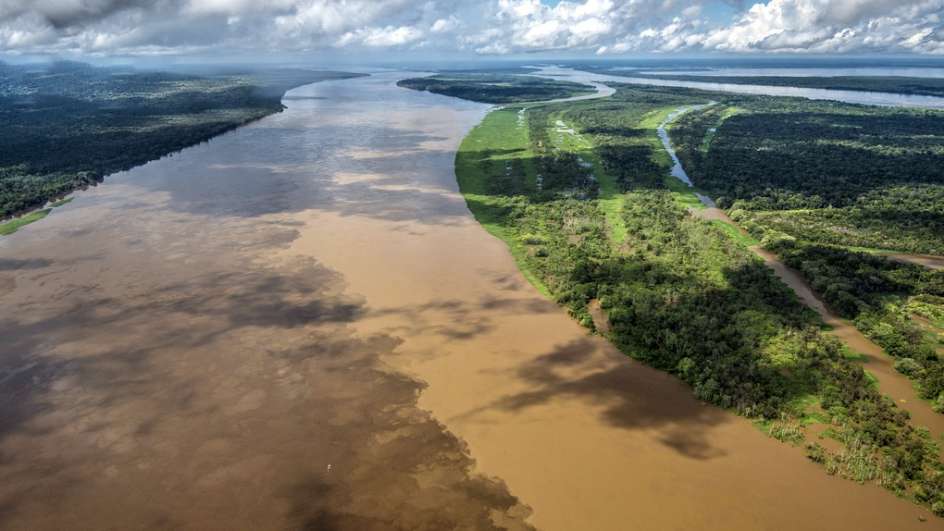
[0,72,940,530]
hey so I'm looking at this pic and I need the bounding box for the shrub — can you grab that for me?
[895,358,924,378]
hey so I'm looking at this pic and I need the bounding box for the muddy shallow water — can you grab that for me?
[0,73,941,530]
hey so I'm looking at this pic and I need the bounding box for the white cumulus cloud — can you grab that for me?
[0,0,941,56]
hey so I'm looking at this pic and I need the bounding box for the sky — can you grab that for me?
[0,0,941,60]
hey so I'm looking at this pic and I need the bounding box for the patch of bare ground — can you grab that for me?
[887,253,944,271]
[587,298,611,334]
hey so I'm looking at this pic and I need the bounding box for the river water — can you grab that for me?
[630,67,944,78]
[540,66,944,109]
[656,103,717,208]
[0,72,940,530]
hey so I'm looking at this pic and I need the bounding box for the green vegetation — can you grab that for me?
[763,241,944,411]
[0,208,50,236]
[671,96,944,209]
[49,197,73,208]
[669,94,944,255]
[0,61,363,219]
[661,84,944,414]
[710,219,759,248]
[397,73,594,103]
[455,107,549,296]
[742,185,944,255]
[454,82,944,513]
[0,195,74,236]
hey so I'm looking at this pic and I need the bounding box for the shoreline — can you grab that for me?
[445,93,938,526]
[299,105,938,529]
[655,105,944,442]
[442,71,944,524]
[0,72,367,226]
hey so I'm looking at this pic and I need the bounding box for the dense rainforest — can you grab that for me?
[660,85,944,412]
[429,75,944,514]
[0,61,363,219]
[396,73,594,104]
[667,95,944,208]
[668,89,944,251]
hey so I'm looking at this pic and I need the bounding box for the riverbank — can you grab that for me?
[889,253,944,271]
[448,72,944,518]
[0,197,74,236]
[2,70,941,530]
[320,74,941,530]
[657,105,944,442]
[0,63,366,222]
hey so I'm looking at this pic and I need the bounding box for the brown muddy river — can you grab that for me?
[0,72,940,530]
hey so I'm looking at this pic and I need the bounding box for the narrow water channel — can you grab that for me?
[656,105,719,207]
[655,105,944,442]
[538,65,944,109]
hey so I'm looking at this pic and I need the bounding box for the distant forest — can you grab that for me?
[397,73,594,104]
[586,67,944,98]
[667,89,944,254]
[0,61,363,219]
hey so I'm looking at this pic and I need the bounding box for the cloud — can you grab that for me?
[0,0,941,56]
[337,25,424,48]
[430,16,459,34]
[0,0,155,29]
[694,0,944,54]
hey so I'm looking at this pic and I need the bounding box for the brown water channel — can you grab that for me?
[0,73,940,530]
[888,253,944,271]
[653,102,944,443]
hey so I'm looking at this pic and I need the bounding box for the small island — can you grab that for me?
[397,72,595,103]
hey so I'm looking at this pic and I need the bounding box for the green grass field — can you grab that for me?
[0,196,73,236]
[711,219,760,247]
[0,209,51,236]
[545,112,627,246]
[456,108,550,297]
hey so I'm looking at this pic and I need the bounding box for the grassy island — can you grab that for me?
[408,75,944,514]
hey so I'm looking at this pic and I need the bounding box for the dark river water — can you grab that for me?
[0,72,940,530]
